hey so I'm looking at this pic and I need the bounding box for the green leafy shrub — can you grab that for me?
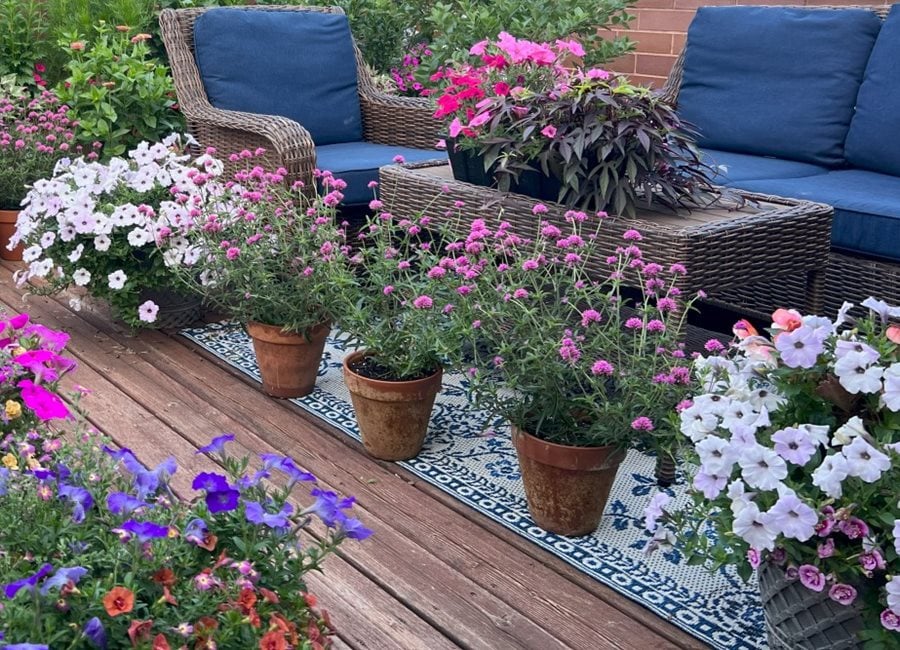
[54,24,184,158]
[0,0,51,87]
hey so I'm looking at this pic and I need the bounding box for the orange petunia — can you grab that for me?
[152,568,175,586]
[127,619,153,646]
[259,587,279,604]
[102,586,134,617]
[258,631,287,650]
[237,588,257,614]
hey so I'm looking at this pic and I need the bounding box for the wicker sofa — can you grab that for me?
[661,4,900,316]
[159,5,443,204]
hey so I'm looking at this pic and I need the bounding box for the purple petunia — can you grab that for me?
[120,519,170,541]
[259,453,316,487]
[196,433,235,455]
[305,488,357,527]
[774,325,827,369]
[3,563,53,599]
[244,500,294,529]
[205,488,240,513]
[192,472,230,493]
[83,617,107,649]
[184,518,209,546]
[106,492,151,516]
[339,516,374,541]
[39,566,87,596]
[57,484,93,523]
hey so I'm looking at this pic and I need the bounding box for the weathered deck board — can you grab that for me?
[0,263,708,649]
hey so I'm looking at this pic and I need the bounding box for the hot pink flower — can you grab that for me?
[881,609,900,631]
[540,125,557,138]
[17,380,71,421]
[631,417,654,431]
[412,295,433,309]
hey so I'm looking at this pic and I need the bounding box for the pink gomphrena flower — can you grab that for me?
[591,359,614,376]
[623,229,643,241]
[624,317,644,330]
[532,203,548,215]
[631,417,654,431]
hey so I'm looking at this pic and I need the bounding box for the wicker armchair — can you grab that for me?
[158,5,442,196]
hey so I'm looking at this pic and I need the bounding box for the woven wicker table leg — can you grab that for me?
[803,269,825,316]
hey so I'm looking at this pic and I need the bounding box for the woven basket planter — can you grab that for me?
[140,288,203,330]
[758,562,865,649]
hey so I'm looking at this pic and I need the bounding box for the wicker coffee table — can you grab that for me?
[378,160,834,320]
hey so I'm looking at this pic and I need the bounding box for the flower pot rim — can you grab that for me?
[342,349,442,387]
[512,424,626,472]
[246,319,331,340]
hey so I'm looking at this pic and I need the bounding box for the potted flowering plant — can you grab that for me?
[450,207,699,536]
[173,155,356,399]
[644,299,900,648]
[334,200,467,461]
[12,135,204,328]
[0,89,78,260]
[431,33,716,216]
[0,422,370,647]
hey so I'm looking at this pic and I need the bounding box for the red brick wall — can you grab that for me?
[608,0,893,87]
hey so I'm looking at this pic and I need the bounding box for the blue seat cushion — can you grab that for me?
[678,7,882,166]
[193,8,363,146]
[733,170,900,262]
[844,5,900,177]
[315,142,445,205]
[700,149,828,186]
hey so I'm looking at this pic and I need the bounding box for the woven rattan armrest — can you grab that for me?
[359,91,441,150]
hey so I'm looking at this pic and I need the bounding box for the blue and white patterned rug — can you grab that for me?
[180,321,766,649]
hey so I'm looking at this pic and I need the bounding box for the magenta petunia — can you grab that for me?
[828,583,858,606]
[17,380,71,421]
[797,564,826,592]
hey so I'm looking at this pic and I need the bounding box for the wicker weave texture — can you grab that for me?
[158,5,440,190]
[379,161,832,318]
[758,562,864,650]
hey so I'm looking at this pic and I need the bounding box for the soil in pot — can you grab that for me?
[343,350,442,461]
[512,425,626,536]
[247,321,330,399]
[0,209,23,262]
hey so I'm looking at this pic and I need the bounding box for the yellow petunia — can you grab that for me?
[5,400,22,420]
[1,453,19,470]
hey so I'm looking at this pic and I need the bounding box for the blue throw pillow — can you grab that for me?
[677,7,881,166]
[193,8,363,146]
[844,5,900,177]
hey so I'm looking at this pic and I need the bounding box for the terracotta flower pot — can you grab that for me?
[511,425,626,536]
[342,350,443,461]
[246,321,330,398]
[0,209,23,262]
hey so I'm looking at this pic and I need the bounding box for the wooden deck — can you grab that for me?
[0,261,710,650]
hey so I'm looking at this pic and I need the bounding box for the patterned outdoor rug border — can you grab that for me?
[180,321,767,649]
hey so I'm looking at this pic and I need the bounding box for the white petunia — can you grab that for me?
[761,492,817,541]
[732,502,778,551]
[893,520,900,556]
[842,436,891,483]
[679,403,719,443]
[107,270,128,290]
[798,423,831,447]
[861,297,900,322]
[738,444,787,491]
[72,268,91,287]
[747,387,785,412]
[721,400,759,432]
[67,243,84,263]
[138,300,159,324]
[22,245,43,263]
[834,351,883,394]
[887,576,900,614]
[692,393,731,418]
[39,231,56,248]
[58,224,77,242]
[94,234,111,252]
[68,296,82,312]
[831,416,867,447]
[127,227,151,247]
[728,423,758,452]
[771,426,817,466]
[835,339,881,365]
[811,453,849,498]
[883,363,900,412]
[696,436,738,475]
[29,258,53,278]
[693,471,729,499]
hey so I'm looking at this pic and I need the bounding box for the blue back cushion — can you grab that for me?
[677,7,881,166]
[193,8,363,146]
[844,5,900,177]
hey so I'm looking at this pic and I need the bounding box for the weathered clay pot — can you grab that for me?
[511,425,626,536]
[0,209,23,261]
[342,350,443,461]
[246,321,330,398]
